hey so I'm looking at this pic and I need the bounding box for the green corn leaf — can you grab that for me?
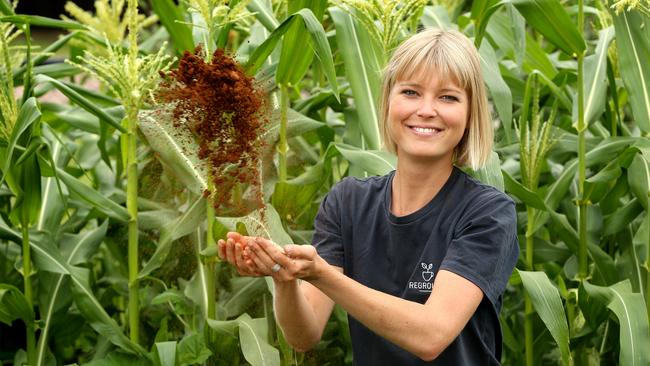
[245,8,338,100]
[264,107,325,143]
[588,243,618,286]
[485,11,557,78]
[581,281,650,366]
[633,216,649,264]
[330,7,382,150]
[332,143,396,177]
[578,27,615,127]
[507,4,526,68]
[138,197,206,279]
[608,285,650,366]
[502,170,546,210]
[603,198,643,236]
[138,109,208,195]
[69,266,145,355]
[61,221,108,266]
[33,74,125,133]
[467,151,504,191]
[628,151,650,210]
[0,97,40,187]
[479,40,513,143]
[35,221,108,366]
[138,209,179,230]
[206,318,240,337]
[290,8,338,99]
[543,137,636,212]
[518,270,572,366]
[508,0,585,56]
[611,9,650,132]
[41,80,121,108]
[154,342,177,366]
[0,284,34,325]
[14,138,43,167]
[276,0,328,86]
[43,105,100,134]
[220,277,267,318]
[14,63,81,86]
[28,237,70,275]
[35,272,71,366]
[272,161,331,226]
[15,155,42,226]
[55,168,130,222]
[238,314,281,366]
[26,238,144,354]
[420,5,452,29]
[0,217,21,243]
[579,281,611,329]
[471,0,501,46]
[584,157,623,203]
[247,0,280,31]
[0,15,85,29]
[35,136,68,235]
[0,0,13,15]
[178,333,212,365]
[151,0,194,54]
[13,31,79,80]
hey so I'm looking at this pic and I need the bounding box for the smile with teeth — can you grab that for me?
[408,126,442,136]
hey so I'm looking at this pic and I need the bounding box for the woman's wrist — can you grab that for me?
[307,255,332,283]
[272,276,300,288]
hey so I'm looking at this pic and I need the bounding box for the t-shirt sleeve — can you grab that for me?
[311,181,346,267]
[439,190,519,308]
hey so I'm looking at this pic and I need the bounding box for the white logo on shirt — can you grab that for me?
[408,262,434,293]
[421,263,434,281]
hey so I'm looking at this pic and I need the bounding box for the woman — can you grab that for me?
[218,28,519,365]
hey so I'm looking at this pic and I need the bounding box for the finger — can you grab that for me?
[224,238,235,264]
[285,244,317,261]
[226,232,242,242]
[218,239,227,260]
[249,239,282,272]
[245,247,271,275]
[234,241,250,271]
[255,238,293,267]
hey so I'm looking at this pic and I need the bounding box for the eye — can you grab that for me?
[400,89,418,97]
[441,95,460,102]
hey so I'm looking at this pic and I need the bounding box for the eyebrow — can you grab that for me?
[397,82,463,94]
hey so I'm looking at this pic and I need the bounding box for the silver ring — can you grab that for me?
[271,263,282,273]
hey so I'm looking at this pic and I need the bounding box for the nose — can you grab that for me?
[416,100,437,118]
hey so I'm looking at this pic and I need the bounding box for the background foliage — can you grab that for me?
[1,0,650,365]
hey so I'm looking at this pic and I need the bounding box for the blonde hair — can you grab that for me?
[379,28,493,170]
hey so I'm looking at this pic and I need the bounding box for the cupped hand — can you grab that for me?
[244,237,324,282]
[217,232,261,277]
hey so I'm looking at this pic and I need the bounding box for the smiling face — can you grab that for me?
[379,29,493,170]
[387,71,469,165]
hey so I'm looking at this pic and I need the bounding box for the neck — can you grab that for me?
[391,158,454,217]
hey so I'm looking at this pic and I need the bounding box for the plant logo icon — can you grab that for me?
[421,263,434,281]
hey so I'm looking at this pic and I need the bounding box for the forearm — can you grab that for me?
[273,279,325,352]
[310,258,452,361]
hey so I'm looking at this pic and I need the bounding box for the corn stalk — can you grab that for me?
[576,0,588,281]
[66,0,171,343]
[519,71,558,366]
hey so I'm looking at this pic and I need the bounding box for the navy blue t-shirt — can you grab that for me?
[312,167,519,365]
